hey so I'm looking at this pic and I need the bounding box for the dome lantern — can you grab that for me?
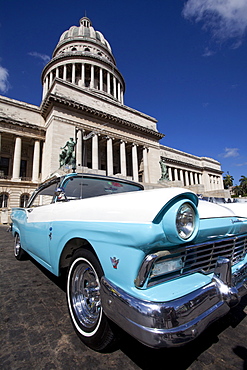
[80,16,92,28]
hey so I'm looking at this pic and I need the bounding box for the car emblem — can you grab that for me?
[110,257,119,269]
[231,218,243,224]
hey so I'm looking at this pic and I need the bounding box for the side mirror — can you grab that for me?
[54,187,67,200]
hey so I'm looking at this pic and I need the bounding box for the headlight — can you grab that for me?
[161,198,198,244]
[176,203,195,240]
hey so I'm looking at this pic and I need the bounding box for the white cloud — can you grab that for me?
[183,0,247,47]
[222,147,239,158]
[236,161,247,166]
[28,52,50,64]
[202,47,215,57]
[0,65,10,93]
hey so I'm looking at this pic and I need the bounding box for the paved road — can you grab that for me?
[1,225,247,370]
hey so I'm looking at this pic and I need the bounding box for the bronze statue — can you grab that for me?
[59,138,76,167]
[159,159,169,180]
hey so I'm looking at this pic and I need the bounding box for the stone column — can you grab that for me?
[174,168,178,181]
[92,134,98,170]
[213,176,216,190]
[80,63,85,87]
[107,72,111,94]
[121,90,124,104]
[63,64,67,81]
[32,140,40,182]
[56,68,59,78]
[210,175,213,190]
[12,137,22,181]
[168,167,172,181]
[194,172,198,185]
[185,171,189,186]
[198,173,201,184]
[113,77,117,99]
[90,65,94,89]
[216,176,219,190]
[72,63,76,84]
[120,140,126,177]
[132,144,139,182]
[42,76,48,99]
[49,72,53,88]
[117,82,121,102]
[99,68,103,91]
[190,171,194,185]
[180,169,184,185]
[76,130,82,167]
[107,137,113,175]
[219,175,224,190]
[142,147,149,183]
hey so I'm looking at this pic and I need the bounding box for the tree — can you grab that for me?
[223,172,234,189]
[232,185,244,197]
[239,175,247,196]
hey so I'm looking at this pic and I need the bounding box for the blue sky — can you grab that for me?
[0,0,246,185]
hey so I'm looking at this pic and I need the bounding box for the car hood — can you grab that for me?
[49,188,240,224]
[197,200,236,219]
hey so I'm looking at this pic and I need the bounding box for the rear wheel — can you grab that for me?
[67,249,116,351]
[14,234,27,260]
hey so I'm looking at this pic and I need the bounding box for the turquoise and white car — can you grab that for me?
[11,173,247,351]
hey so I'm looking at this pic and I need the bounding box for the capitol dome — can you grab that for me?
[57,17,112,54]
[42,17,125,104]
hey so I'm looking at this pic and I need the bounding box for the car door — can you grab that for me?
[22,181,58,267]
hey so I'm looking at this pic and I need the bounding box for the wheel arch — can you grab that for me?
[59,237,99,273]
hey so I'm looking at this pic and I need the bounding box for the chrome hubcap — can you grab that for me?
[14,236,21,257]
[71,262,101,329]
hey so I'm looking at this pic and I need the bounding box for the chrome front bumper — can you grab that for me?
[100,258,247,348]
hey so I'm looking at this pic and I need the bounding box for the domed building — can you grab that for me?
[39,16,163,182]
[0,17,226,223]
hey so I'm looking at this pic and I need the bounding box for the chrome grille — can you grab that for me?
[147,234,247,287]
[180,234,247,275]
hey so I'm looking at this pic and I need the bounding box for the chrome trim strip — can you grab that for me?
[101,260,247,348]
[134,250,176,288]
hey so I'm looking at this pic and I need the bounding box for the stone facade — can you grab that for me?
[159,146,225,196]
[0,17,228,223]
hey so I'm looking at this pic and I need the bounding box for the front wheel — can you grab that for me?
[67,249,116,351]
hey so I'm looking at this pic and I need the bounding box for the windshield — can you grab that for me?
[61,176,142,200]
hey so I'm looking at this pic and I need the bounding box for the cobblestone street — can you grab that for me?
[1,225,247,369]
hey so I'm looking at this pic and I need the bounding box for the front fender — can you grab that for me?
[49,220,160,283]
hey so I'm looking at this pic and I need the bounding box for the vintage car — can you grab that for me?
[11,173,247,351]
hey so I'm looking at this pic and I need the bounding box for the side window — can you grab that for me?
[0,192,9,208]
[20,193,30,208]
[28,182,58,207]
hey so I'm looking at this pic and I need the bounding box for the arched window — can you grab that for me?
[0,193,9,208]
[20,193,30,208]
